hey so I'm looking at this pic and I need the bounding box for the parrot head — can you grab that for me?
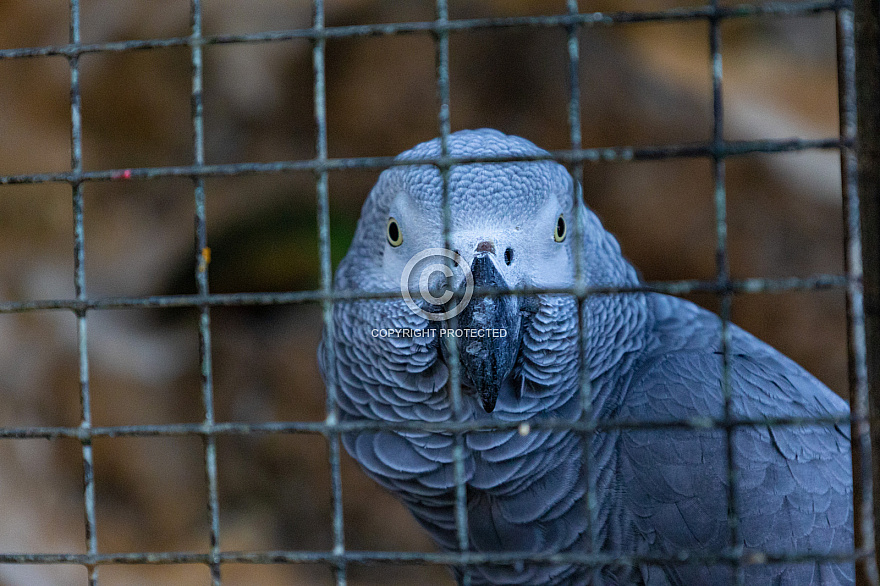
[376,129,579,413]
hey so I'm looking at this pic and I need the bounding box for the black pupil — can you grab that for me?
[388,221,399,242]
[557,217,565,236]
[504,247,514,265]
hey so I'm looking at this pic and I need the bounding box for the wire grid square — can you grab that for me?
[0,56,71,176]
[82,180,197,298]
[78,46,194,171]
[90,434,211,553]
[0,0,873,584]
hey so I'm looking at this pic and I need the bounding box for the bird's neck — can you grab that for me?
[579,210,651,392]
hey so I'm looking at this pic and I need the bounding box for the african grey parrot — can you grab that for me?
[318,129,853,585]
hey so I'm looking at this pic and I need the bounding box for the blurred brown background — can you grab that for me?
[0,1,846,584]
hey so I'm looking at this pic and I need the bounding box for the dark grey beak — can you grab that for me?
[456,252,522,413]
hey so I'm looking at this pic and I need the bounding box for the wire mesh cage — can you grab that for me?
[0,0,878,585]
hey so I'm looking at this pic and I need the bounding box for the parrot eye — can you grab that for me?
[387,217,403,247]
[554,214,566,242]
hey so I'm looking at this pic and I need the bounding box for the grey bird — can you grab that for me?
[318,129,853,585]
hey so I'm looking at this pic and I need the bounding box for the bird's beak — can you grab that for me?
[454,250,522,413]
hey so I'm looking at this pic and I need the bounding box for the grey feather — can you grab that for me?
[319,129,853,585]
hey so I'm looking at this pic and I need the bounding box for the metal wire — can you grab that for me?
[431,2,473,584]
[67,0,99,584]
[0,0,876,584]
[842,1,879,584]
[187,1,223,584]
[0,547,868,569]
[0,1,850,61]
[311,1,347,584]
[0,411,867,441]
[705,4,746,585]
[0,274,852,314]
[564,2,602,584]
[0,137,849,186]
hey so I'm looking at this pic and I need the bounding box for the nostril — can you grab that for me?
[504,247,514,265]
[475,240,495,255]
